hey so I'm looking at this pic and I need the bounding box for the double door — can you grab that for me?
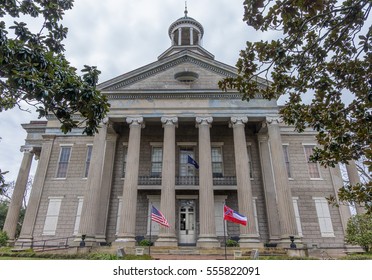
[178,200,196,245]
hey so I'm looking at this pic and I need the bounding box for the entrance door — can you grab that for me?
[178,200,196,245]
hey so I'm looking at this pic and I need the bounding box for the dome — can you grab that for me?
[168,7,204,47]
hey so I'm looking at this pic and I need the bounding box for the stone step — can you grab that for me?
[169,249,200,255]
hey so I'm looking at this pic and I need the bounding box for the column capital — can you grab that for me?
[126,117,145,128]
[161,116,178,127]
[196,116,213,127]
[229,116,248,128]
[20,146,34,154]
[266,116,283,125]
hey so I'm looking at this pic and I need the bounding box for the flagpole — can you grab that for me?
[149,204,152,256]
[223,203,227,260]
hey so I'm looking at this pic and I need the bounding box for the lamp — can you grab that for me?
[289,235,296,249]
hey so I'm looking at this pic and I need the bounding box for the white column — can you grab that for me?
[266,117,298,245]
[171,34,175,46]
[346,161,366,214]
[196,117,220,248]
[178,27,182,45]
[230,116,260,247]
[115,117,144,247]
[95,129,118,242]
[3,147,34,244]
[78,124,108,244]
[190,27,193,45]
[257,133,281,243]
[329,166,352,232]
[17,135,55,246]
[78,121,117,244]
[155,117,178,246]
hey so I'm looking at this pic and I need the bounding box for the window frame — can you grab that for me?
[56,145,72,179]
[42,196,63,236]
[282,144,293,179]
[313,197,335,237]
[211,146,224,178]
[151,145,163,177]
[303,144,322,179]
[83,145,93,178]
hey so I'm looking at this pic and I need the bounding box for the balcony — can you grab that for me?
[138,176,236,186]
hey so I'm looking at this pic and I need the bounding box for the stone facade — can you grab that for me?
[3,10,354,254]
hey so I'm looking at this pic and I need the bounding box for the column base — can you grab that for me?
[114,236,137,248]
[15,236,33,248]
[238,234,263,248]
[6,239,16,247]
[197,235,220,248]
[154,235,178,247]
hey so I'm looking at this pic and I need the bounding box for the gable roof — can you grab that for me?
[98,50,239,92]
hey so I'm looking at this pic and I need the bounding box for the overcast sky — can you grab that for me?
[0,0,258,183]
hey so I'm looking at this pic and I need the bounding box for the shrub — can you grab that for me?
[345,214,372,252]
[226,239,239,247]
[0,231,9,247]
[138,239,151,246]
[87,252,120,260]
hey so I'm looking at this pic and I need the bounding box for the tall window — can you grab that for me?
[83,145,93,178]
[43,197,63,235]
[179,148,195,176]
[122,145,127,178]
[247,145,253,178]
[73,197,84,235]
[211,147,223,177]
[56,146,71,178]
[283,144,292,178]
[313,197,335,237]
[304,145,321,179]
[292,197,303,237]
[151,147,163,177]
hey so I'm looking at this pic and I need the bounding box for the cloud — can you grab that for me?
[0,0,251,182]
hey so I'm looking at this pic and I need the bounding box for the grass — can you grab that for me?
[0,247,153,260]
[2,246,372,260]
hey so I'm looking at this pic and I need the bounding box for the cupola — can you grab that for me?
[168,5,204,47]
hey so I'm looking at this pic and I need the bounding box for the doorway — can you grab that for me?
[178,200,196,245]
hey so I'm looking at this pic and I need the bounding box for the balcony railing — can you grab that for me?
[138,176,237,186]
[138,176,162,185]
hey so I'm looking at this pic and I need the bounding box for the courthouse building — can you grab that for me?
[4,9,359,252]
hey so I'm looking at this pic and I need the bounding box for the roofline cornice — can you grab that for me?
[98,52,240,91]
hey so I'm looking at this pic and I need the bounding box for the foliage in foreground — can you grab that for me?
[345,213,372,252]
[0,249,153,260]
[0,230,9,247]
[220,0,372,212]
[0,0,110,136]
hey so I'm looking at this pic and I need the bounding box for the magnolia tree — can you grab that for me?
[0,1,110,189]
[345,213,372,252]
[220,0,372,212]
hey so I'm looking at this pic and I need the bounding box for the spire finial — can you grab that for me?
[184,1,188,17]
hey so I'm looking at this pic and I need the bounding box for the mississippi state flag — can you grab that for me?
[223,205,247,226]
[151,206,170,227]
[187,155,199,169]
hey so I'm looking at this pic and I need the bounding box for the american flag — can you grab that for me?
[151,206,169,227]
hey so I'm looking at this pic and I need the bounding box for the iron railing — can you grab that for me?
[138,176,237,186]
[17,236,75,251]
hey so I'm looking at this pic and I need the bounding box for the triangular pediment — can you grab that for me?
[98,51,239,92]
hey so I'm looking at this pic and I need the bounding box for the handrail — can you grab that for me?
[17,236,75,251]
